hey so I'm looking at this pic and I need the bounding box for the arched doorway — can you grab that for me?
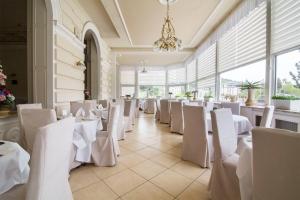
[82,22,102,100]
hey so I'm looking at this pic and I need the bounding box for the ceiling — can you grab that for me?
[80,0,241,66]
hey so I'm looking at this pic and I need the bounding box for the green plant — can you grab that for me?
[185,91,193,97]
[239,80,263,90]
[272,95,300,100]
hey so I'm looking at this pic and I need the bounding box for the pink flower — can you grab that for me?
[0,95,6,102]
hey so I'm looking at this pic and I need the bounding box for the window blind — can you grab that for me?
[197,77,215,89]
[138,70,166,85]
[167,68,186,85]
[120,70,135,85]
[187,60,196,83]
[197,43,216,79]
[271,0,300,54]
[218,2,266,72]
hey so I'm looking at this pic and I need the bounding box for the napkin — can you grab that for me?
[97,104,103,110]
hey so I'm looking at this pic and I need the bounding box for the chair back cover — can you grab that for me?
[21,109,57,155]
[144,98,155,114]
[210,108,237,160]
[155,98,161,120]
[98,99,108,108]
[26,117,75,200]
[221,102,240,115]
[83,100,97,113]
[160,99,170,123]
[17,103,42,148]
[170,101,184,134]
[124,100,131,116]
[252,128,300,200]
[70,101,83,116]
[55,104,71,117]
[182,105,210,167]
[206,102,214,112]
[260,106,274,128]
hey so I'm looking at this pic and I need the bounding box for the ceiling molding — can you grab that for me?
[112,47,195,55]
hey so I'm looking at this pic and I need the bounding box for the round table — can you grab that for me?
[0,140,30,195]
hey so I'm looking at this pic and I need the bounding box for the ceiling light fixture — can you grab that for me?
[140,61,148,73]
[154,0,182,52]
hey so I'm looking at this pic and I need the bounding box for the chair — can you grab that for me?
[182,105,212,168]
[170,101,184,134]
[206,102,215,112]
[20,109,57,155]
[83,100,97,116]
[123,99,135,131]
[0,117,75,200]
[155,99,160,120]
[209,108,241,200]
[17,103,42,148]
[144,98,155,114]
[221,102,241,115]
[189,100,203,106]
[260,106,274,128]
[98,99,108,108]
[115,100,126,141]
[70,101,83,116]
[135,99,140,117]
[160,99,170,124]
[252,128,300,200]
[92,105,120,166]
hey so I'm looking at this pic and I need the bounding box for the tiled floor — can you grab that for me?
[70,112,211,200]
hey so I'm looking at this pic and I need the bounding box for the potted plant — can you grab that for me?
[239,80,262,106]
[191,90,198,100]
[272,95,300,110]
[0,64,15,115]
[168,92,173,99]
[204,94,214,102]
[185,91,193,100]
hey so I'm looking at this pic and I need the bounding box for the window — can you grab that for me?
[276,49,300,97]
[187,82,196,92]
[167,68,186,85]
[220,60,265,102]
[168,86,185,98]
[138,70,166,86]
[139,86,165,98]
[197,77,215,98]
[120,70,135,85]
[187,60,196,83]
[121,86,135,97]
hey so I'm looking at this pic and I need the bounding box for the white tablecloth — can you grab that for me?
[92,109,108,120]
[207,115,253,135]
[73,118,103,163]
[0,141,30,195]
[236,138,253,200]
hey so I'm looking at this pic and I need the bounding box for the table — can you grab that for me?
[0,140,30,195]
[236,138,253,200]
[73,118,103,163]
[206,115,253,135]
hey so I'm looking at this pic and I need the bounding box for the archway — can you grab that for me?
[82,22,102,100]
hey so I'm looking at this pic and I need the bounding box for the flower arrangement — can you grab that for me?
[0,64,15,106]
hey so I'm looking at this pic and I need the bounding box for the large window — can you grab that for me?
[276,49,300,97]
[139,86,165,98]
[138,70,166,98]
[168,86,185,98]
[121,86,135,97]
[220,60,266,102]
[167,68,186,85]
[197,77,215,99]
[187,60,196,83]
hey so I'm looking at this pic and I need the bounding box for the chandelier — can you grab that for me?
[140,61,148,73]
[154,0,182,52]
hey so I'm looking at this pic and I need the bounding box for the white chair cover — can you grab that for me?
[17,103,42,149]
[92,105,120,166]
[221,102,241,115]
[98,99,108,109]
[114,100,125,141]
[0,118,75,200]
[144,98,155,114]
[260,106,274,128]
[160,99,170,124]
[135,99,140,117]
[170,101,184,134]
[84,100,97,111]
[209,108,241,200]
[252,128,300,200]
[206,102,214,112]
[189,100,203,106]
[155,99,160,120]
[70,101,83,116]
[182,105,211,168]
[123,99,134,131]
[20,109,57,155]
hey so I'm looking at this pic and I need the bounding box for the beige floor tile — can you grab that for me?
[166,146,182,158]
[121,141,147,151]
[131,160,166,180]
[136,147,162,159]
[91,163,128,179]
[150,142,175,152]
[119,153,147,167]
[104,169,146,196]
[69,166,100,192]
[73,181,118,200]
[197,170,212,186]
[171,161,206,180]
[177,181,210,200]
[150,153,180,168]
[119,146,134,156]
[151,170,193,197]
[121,182,173,200]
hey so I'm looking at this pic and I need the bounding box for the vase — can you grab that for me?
[245,89,256,106]
[0,104,11,116]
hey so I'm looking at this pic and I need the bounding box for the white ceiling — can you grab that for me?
[80,0,241,66]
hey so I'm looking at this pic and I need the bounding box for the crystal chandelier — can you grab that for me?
[140,61,148,73]
[154,0,182,52]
